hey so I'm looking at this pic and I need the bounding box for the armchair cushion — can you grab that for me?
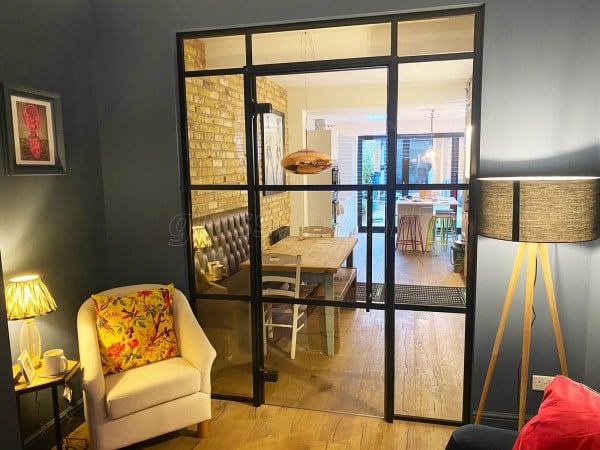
[92,283,179,374]
[105,357,201,420]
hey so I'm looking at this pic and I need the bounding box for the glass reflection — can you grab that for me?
[183,35,246,71]
[196,299,252,397]
[191,191,251,296]
[264,307,384,417]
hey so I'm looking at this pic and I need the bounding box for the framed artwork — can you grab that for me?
[261,109,285,195]
[17,350,36,384]
[1,82,66,175]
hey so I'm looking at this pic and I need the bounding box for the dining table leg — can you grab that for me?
[324,274,335,356]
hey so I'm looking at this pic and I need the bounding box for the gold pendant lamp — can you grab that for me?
[281,32,332,175]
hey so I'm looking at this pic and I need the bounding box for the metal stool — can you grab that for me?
[396,214,424,253]
[426,210,456,255]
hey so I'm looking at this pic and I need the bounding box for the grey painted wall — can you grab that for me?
[90,0,600,424]
[1,0,598,443]
[0,0,106,443]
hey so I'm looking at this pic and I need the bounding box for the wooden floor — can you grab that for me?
[56,237,463,450]
[58,399,456,449]
[212,305,464,421]
[206,234,465,423]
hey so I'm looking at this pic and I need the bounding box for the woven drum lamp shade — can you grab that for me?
[476,176,600,243]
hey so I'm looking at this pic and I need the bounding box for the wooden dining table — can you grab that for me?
[245,235,358,356]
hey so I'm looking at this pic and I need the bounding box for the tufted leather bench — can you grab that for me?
[193,208,252,360]
[193,207,250,280]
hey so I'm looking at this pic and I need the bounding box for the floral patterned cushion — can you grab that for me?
[92,284,179,374]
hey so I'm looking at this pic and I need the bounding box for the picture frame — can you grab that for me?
[1,82,66,175]
[261,109,285,195]
[17,350,36,384]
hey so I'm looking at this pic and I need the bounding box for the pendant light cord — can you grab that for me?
[302,32,315,153]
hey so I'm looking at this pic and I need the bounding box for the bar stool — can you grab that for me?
[396,214,425,253]
[426,210,456,255]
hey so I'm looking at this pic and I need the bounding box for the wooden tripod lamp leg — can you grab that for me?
[518,243,538,430]
[538,243,568,376]
[475,242,527,424]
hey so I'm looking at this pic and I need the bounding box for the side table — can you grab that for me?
[14,359,80,450]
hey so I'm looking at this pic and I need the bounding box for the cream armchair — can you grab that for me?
[77,284,217,450]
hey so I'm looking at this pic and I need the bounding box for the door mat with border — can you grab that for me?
[354,282,466,307]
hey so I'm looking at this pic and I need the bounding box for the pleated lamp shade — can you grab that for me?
[476,176,600,243]
[5,274,57,320]
[192,226,212,250]
[5,274,57,368]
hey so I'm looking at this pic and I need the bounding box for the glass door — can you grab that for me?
[392,13,476,422]
[177,6,481,425]
[256,67,388,417]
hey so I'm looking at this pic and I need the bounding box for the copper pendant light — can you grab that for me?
[281,32,332,175]
[281,149,332,174]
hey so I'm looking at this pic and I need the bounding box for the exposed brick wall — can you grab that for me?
[184,39,290,249]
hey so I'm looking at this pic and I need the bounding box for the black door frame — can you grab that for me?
[176,5,484,426]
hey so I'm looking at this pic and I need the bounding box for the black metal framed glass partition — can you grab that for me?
[176,6,483,425]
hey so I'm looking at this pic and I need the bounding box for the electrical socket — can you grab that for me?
[532,375,554,391]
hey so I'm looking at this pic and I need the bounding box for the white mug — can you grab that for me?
[43,348,68,376]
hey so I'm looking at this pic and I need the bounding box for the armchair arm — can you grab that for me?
[76,298,107,421]
[173,289,217,394]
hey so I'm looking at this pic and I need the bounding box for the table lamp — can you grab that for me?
[5,274,58,368]
[474,176,600,429]
[192,226,212,250]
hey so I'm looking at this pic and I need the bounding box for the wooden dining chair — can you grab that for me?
[262,253,311,359]
[299,225,335,237]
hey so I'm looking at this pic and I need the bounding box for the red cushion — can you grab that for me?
[513,375,600,450]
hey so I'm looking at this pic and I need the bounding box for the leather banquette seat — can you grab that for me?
[193,206,250,282]
[193,207,252,360]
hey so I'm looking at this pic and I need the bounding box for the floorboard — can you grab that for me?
[59,400,456,450]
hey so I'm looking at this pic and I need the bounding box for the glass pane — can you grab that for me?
[191,190,250,296]
[394,188,466,302]
[183,35,246,71]
[263,67,387,189]
[352,190,387,305]
[253,23,391,65]
[359,190,386,230]
[397,60,472,184]
[397,14,474,57]
[260,188,361,307]
[186,74,247,185]
[196,298,252,397]
[259,190,292,251]
[264,304,384,417]
[395,310,464,420]
[359,137,387,185]
[256,76,289,189]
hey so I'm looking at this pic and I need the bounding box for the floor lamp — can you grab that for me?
[474,176,600,430]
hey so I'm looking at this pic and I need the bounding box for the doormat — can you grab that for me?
[354,282,466,307]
